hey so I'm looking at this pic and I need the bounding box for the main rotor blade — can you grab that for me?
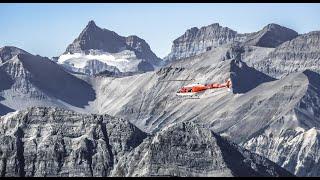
[159,79,195,82]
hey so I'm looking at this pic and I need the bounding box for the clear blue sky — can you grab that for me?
[1,3,320,58]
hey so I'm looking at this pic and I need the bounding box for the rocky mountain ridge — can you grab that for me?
[164,23,298,62]
[0,107,292,177]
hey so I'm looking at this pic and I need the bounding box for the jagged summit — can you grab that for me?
[79,20,100,36]
[59,20,162,75]
[82,20,99,33]
[87,20,97,27]
[66,21,125,54]
[165,23,239,62]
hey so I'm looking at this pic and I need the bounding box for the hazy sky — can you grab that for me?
[1,3,320,58]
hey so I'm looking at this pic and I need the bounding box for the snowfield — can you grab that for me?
[57,49,142,73]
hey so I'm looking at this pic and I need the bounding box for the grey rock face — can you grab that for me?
[0,107,147,177]
[252,31,320,78]
[164,23,240,62]
[111,122,293,177]
[164,23,298,62]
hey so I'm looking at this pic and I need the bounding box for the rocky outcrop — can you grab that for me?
[0,107,147,177]
[111,122,293,177]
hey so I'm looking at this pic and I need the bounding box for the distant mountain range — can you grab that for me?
[0,20,320,177]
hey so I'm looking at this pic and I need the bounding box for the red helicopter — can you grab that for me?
[176,78,232,96]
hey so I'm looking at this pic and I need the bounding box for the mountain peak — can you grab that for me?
[206,22,221,28]
[0,46,29,63]
[61,20,162,75]
[0,46,26,52]
[264,23,291,31]
[87,20,97,28]
[243,23,298,48]
[82,20,99,33]
[266,23,281,28]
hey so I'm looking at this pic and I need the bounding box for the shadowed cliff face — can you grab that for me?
[229,59,276,94]
[0,103,14,116]
[0,47,96,114]
[18,54,96,108]
[0,68,13,91]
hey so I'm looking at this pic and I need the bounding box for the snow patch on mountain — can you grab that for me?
[57,50,142,74]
